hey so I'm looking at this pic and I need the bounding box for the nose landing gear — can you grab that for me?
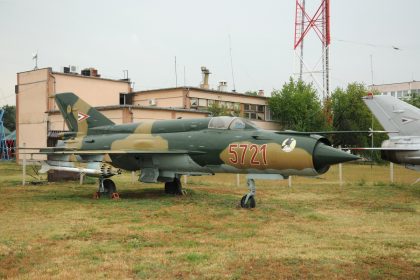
[240,178,256,208]
[93,178,119,199]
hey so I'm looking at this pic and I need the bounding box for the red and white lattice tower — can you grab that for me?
[294,0,330,100]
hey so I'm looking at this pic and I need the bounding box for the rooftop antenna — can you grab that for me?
[228,35,236,92]
[370,54,374,85]
[183,66,186,87]
[174,56,178,87]
[32,51,38,70]
[123,70,129,79]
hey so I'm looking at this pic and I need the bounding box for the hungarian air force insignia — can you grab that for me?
[77,112,90,122]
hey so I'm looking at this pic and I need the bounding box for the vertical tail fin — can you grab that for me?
[363,95,420,137]
[55,92,114,134]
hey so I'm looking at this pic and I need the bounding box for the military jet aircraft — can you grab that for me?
[35,92,359,208]
[358,93,420,171]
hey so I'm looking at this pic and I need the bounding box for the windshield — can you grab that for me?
[208,116,234,129]
[208,116,258,130]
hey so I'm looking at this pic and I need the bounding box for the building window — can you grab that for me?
[208,100,215,106]
[198,99,207,107]
[119,93,132,105]
[244,103,266,120]
[191,98,198,107]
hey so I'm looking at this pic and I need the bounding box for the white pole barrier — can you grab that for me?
[390,162,394,183]
[79,173,84,185]
[131,171,136,184]
[22,143,26,186]
[184,175,188,186]
[339,163,343,187]
[288,176,292,188]
[236,174,240,187]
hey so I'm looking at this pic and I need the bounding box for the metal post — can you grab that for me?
[390,162,394,183]
[22,143,26,186]
[288,176,292,188]
[236,174,240,187]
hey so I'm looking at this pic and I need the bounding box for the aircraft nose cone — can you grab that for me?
[313,143,360,168]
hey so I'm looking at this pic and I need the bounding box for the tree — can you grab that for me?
[244,91,258,96]
[268,78,330,131]
[407,93,420,108]
[331,83,387,161]
[207,102,230,117]
[1,105,15,131]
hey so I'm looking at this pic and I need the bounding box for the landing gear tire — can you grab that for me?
[240,195,256,209]
[103,178,117,198]
[164,177,183,195]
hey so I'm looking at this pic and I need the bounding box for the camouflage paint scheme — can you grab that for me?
[44,92,357,183]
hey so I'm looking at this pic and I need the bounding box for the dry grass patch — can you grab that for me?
[0,162,419,279]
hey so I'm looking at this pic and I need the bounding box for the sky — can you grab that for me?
[1,0,419,106]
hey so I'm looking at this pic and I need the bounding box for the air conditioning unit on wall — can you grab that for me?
[149,99,156,106]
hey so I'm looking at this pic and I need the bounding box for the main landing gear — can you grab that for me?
[240,178,256,208]
[93,178,120,199]
[164,176,184,195]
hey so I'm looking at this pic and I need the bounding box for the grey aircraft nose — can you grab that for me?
[313,143,360,168]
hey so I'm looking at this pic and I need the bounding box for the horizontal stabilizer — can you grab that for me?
[346,147,419,151]
[274,130,395,135]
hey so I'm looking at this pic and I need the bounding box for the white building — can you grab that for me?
[370,81,420,100]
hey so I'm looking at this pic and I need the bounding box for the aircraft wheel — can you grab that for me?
[103,179,116,198]
[240,195,256,209]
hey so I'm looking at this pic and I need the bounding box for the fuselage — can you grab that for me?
[381,136,420,166]
[60,117,354,179]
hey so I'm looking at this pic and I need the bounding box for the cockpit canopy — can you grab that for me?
[208,116,259,130]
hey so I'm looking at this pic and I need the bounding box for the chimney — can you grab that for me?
[200,66,211,89]
[81,67,100,77]
[258,89,265,96]
[218,81,227,92]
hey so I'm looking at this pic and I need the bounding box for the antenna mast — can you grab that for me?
[294,0,330,99]
[228,35,236,92]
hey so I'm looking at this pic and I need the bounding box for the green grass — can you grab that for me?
[0,161,419,279]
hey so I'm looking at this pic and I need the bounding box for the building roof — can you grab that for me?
[17,67,132,84]
[135,86,269,99]
[47,104,211,114]
[52,71,132,84]
[370,80,420,87]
